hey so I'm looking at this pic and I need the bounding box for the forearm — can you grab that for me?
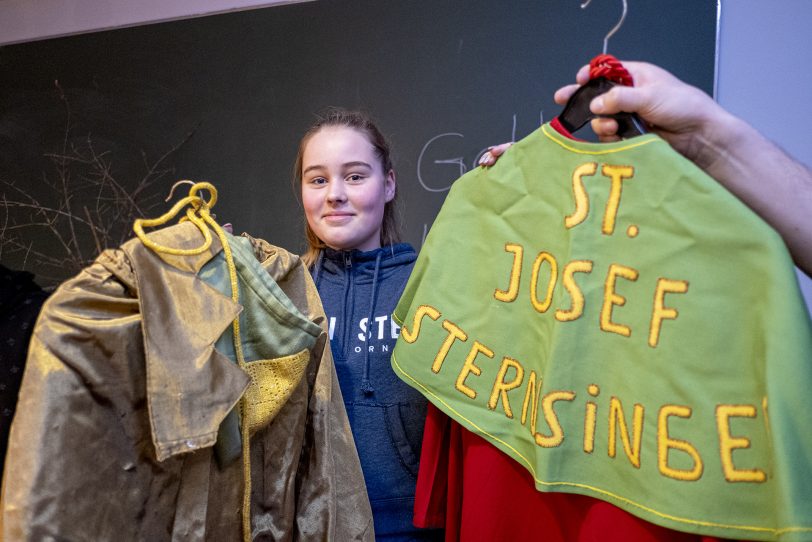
[696,112,812,276]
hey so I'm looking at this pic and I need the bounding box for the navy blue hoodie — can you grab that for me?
[312,244,441,541]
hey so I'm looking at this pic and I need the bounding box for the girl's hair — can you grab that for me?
[294,108,402,267]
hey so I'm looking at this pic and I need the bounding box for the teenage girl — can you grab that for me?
[294,109,443,541]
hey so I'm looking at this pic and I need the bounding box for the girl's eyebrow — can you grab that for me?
[343,161,372,170]
[302,161,372,176]
[302,164,326,176]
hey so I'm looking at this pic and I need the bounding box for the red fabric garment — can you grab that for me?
[414,404,730,542]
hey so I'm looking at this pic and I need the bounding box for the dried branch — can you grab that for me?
[0,82,194,287]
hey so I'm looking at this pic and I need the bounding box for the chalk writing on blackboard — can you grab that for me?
[416,112,545,194]
[418,112,544,247]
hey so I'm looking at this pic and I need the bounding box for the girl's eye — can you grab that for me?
[347,174,363,182]
[310,177,327,185]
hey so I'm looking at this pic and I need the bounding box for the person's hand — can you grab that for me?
[478,142,514,167]
[553,61,736,169]
[555,60,812,276]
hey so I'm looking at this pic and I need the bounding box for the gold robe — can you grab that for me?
[1,222,373,541]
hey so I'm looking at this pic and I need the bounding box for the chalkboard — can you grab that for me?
[0,0,717,285]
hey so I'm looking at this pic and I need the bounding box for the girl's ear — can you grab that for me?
[384,169,396,202]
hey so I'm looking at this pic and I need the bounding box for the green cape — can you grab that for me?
[393,123,812,540]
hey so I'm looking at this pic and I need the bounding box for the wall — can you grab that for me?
[716,0,812,309]
[0,0,312,45]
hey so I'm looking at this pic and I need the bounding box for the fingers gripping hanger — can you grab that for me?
[556,0,646,138]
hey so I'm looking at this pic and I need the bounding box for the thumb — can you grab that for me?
[591,86,646,116]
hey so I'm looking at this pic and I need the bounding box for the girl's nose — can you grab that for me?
[326,179,347,203]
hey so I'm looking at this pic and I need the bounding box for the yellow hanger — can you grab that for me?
[132,181,218,255]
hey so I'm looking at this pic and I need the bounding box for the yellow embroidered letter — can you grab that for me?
[608,396,644,468]
[649,278,689,348]
[534,390,576,448]
[565,162,598,229]
[583,384,600,453]
[494,243,524,302]
[521,371,543,429]
[658,405,703,481]
[555,260,594,322]
[488,356,525,418]
[432,320,468,373]
[455,341,494,399]
[601,264,639,337]
[530,252,558,313]
[600,164,634,235]
[400,305,441,343]
[716,405,766,483]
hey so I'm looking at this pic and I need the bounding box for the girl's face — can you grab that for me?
[301,126,395,252]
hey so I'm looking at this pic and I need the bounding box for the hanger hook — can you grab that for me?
[580,0,627,55]
[165,179,197,202]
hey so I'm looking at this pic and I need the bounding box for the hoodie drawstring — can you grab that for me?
[361,251,382,395]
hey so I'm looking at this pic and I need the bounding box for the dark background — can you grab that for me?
[0,0,717,285]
